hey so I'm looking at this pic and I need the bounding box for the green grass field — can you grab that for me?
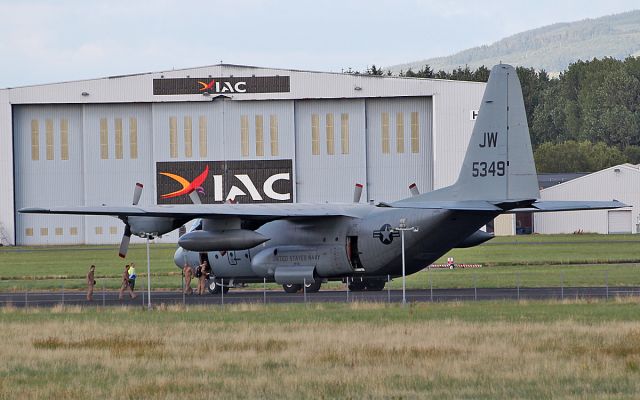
[1,233,640,291]
[2,300,640,399]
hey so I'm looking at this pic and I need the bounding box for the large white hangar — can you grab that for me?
[0,64,485,246]
[534,164,640,234]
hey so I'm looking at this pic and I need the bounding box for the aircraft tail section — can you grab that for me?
[396,64,539,206]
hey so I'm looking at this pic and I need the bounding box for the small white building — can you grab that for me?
[534,164,640,234]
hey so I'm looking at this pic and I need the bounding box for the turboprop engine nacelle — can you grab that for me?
[128,216,181,237]
[178,229,269,252]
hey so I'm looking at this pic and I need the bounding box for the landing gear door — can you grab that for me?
[227,251,241,265]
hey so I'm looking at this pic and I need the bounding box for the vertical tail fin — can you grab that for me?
[399,64,539,203]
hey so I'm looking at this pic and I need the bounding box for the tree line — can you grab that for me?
[358,58,640,173]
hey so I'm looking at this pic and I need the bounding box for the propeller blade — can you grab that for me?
[132,183,143,205]
[353,183,363,203]
[409,183,420,197]
[119,225,132,258]
[188,190,202,204]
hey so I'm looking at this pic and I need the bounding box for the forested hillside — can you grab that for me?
[389,10,640,75]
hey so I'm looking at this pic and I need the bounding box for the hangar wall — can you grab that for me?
[1,64,485,246]
[534,164,640,234]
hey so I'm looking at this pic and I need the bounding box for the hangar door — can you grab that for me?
[608,210,632,234]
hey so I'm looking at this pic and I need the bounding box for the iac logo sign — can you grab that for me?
[198,79,247,93]
[156,160,293,204]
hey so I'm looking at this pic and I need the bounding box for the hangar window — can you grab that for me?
[199,116,207,157]
[341,113,349,154]
[241,115,249,157]
[311,114,320,155]
[115,118,123,159]
[45,119,54,160]
[40,228,48,236]
[411,112,419,153]
[129,117,138,159]
[60,119,69,160]
[270,115,278,156]
[109,226,118,235]
[326,113,335,155]
[95,226,103,235]
[31,120,39,161]
[69,227,78,236]
[25,228,33,237]
[100,118,109,159]
[381,112,390,154]
[184,116,193,158]
[255,115,264,156]
[169,117,178,158]
[396,112,405,153]
[55,228,63,236]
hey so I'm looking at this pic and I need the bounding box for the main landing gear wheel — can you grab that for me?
[304,280,322,293]
[365,280,386,291]
[207,280,230,295]
[283,283,302,293]
[348,281,366,292]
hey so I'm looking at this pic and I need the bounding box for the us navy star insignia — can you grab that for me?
[373,224,399,245]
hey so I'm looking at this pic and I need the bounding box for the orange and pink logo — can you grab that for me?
[159,165,209,199]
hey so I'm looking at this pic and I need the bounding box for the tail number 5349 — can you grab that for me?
[472,161,505,177]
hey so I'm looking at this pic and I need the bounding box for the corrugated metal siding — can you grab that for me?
[432,84,484,189]
[534,165,640,234]
[14,105,84,245]
[81,104,154,244]
[0,95,14,244]
[366,97,432,203]
[294,99,366,203]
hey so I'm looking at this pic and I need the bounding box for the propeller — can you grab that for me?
[353,183,363,203]
[409,183,420,197]
[119,183,143,258]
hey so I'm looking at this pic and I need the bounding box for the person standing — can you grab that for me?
[86,265,96,301]
[128,263,137,291]
[197,261,208,295]
[119,265,136,300]
[183,263,193,295]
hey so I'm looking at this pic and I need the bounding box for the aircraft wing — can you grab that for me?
[18,203,363,220]
[388,200,502,211]
[506,200,627,213]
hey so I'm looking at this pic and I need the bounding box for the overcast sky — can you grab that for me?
[1,0,638,87]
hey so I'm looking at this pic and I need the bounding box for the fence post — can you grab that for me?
[516,272,520,301]
[221,278,224,307]
[387,275,391,304]
[61,281,65,307]
[182,270,185,306]
[102,280,105,308]
[473,271,477,301]
[605,270,609,301]
[561,271,564,300]
[430,267,433,302]
[263,277,266,304]
[346,277,350,303]
[303,278,307,304]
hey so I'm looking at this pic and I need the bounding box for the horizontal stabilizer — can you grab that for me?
[390,200,502,211]
[507,200,627,213]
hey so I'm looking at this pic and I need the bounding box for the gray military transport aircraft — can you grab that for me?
[20,64,625,294]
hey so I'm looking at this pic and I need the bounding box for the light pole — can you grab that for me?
[393,218,419,306]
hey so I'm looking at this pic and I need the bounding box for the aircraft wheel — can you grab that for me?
[207,279,222,295]
[283,283,302,293]
[348,281,366,291]
[365,280,386,291]
[304,280,322,293]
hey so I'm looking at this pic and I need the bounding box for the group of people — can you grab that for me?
[85,263,138,301]
[182,260,211,295]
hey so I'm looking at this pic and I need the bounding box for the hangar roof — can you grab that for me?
[0,63,485,105]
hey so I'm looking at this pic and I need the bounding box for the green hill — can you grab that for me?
[389,10,640,74]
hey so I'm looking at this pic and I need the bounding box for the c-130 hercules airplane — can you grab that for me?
[20,64,624,294]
